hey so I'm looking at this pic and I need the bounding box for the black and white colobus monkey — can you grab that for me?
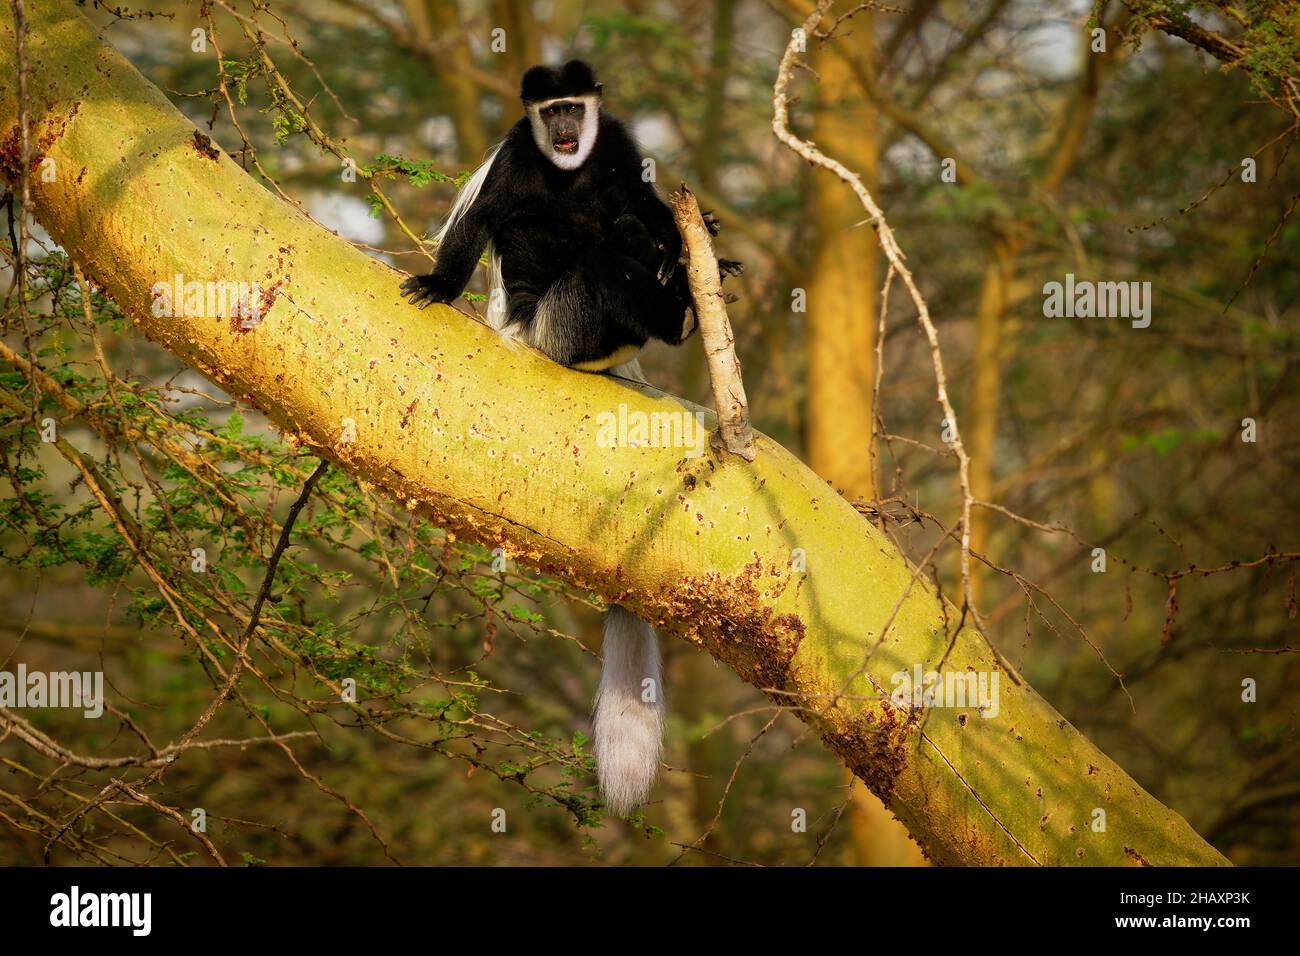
[399,60,741,815]
[401,59,740,375]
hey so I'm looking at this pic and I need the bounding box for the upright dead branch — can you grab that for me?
[669,184,756,461]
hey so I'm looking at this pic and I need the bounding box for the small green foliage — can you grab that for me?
[221,58,257,105]
[366,154,458,189]
[1111,1,1300,107]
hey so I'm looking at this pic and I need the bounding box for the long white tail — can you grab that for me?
[593,605,664,815]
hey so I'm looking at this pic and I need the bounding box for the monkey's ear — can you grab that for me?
[594,82,604,95]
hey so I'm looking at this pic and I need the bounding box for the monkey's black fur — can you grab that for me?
[400,60,740,370]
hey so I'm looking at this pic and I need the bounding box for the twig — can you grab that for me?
[669,184,756,461]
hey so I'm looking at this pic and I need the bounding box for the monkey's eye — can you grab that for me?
[567,103,579,113]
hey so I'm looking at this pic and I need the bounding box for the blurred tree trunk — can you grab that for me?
[967,12,1127,602]
[680,0,738,849]
[0,0,1230,868]
[807,8,925,867]
[805,9,878,500]
[695,0,736,194]
[677,653,733,862]
[406,0,488,163]
[489,0,540,137]
[967,232,1016,603]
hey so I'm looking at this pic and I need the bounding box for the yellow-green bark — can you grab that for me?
[0,0,1228,866]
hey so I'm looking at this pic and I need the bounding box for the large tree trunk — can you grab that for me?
[408,0,487,163]
[805,11,878,500]
[0,0,1228,866]
[806,7,925,867]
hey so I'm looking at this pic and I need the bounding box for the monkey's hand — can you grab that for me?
[717,258,744,279]
[400,273,459,309]
[702,210,722,237]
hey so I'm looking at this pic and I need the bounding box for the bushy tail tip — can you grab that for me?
[592,605,664,816]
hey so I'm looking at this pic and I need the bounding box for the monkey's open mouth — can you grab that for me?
[553,137,579,153]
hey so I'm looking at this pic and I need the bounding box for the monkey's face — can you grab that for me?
[527,94,600,171]
[542,100,584,154]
